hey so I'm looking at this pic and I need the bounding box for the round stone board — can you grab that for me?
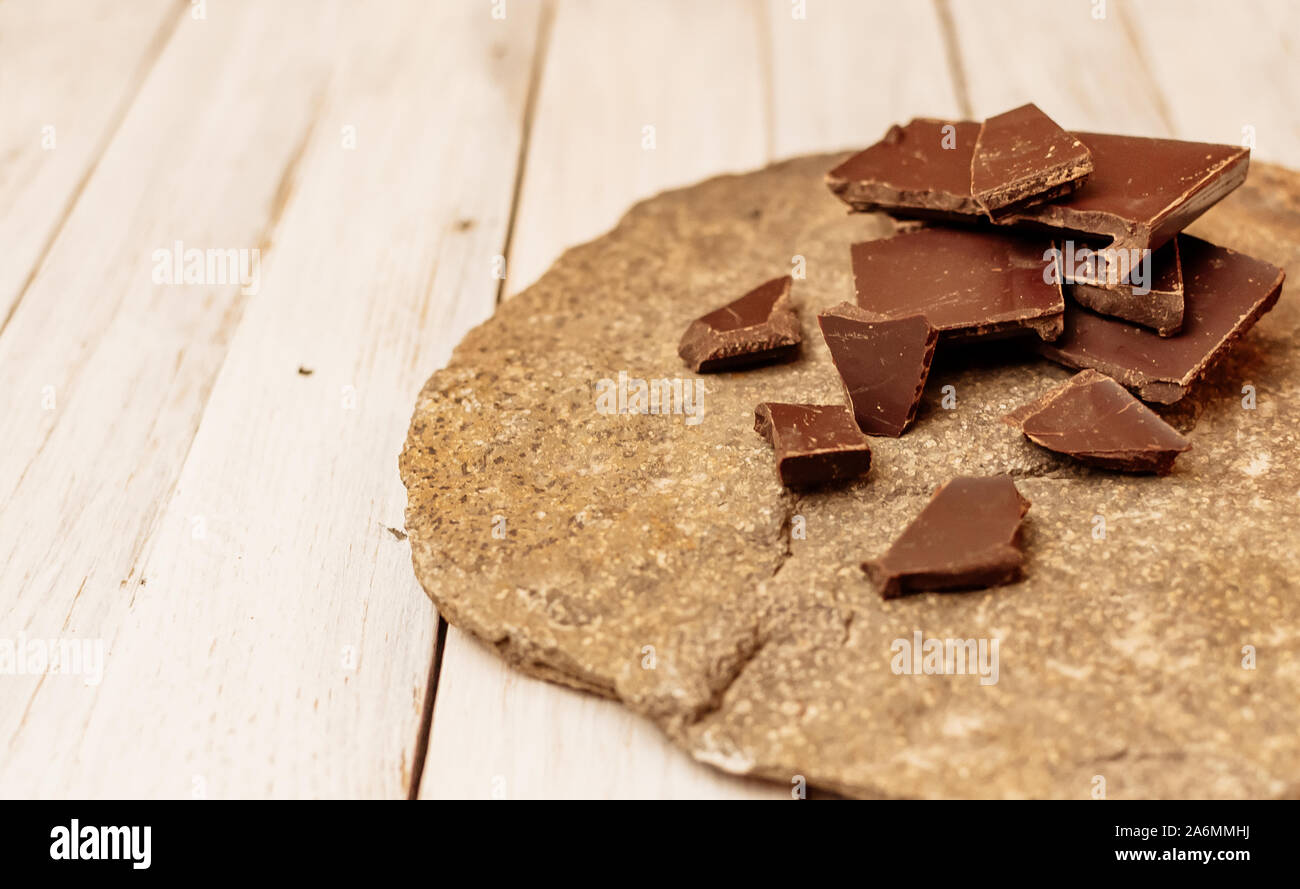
[399,154,1300,799]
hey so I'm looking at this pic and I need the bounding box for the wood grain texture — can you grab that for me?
[944,0,1175,136]
[0,0,344,798]
[766,0,963,158]
[1122,0,1300,166]
[0,0,542,798]
[0,0,180,326]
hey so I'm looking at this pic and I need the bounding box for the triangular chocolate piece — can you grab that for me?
[851,228,1063,342]
[754,402,872,488]
[971,103,1093,217]
[864,476,1029,599]
[1004,370,1191,474]
[817,303,937,437]
[678,276,800,372]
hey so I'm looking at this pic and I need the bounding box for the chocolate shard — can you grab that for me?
[1004,369,1191,474]
[678,275,800,372]
[829,121,1249,257]
[971,103,1093,217]
[996,131,1250,254]
[754,402,872,488]
[863,476,1029,599]
[1037,235,1285,403]
[1066,237,1184,336]
[851,227,1063,342]
[817,303,937,437]
[826,118,983,219]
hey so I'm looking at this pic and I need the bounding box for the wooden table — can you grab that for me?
[4,0,1298,799]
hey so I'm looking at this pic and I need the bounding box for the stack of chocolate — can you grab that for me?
[678,104,1286,598]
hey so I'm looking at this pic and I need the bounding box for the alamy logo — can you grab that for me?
[50,820,151,870]
[891,631,1000,686]
[151,240,261,295]
[594,371,703,425]
[0,633,104,686]
[1043,242,1152,295]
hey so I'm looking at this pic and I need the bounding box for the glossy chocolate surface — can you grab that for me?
[1004,369,1191,474]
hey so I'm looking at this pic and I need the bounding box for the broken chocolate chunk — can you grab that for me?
[817,303,937,437]
[754,402,872,488]
[678,275,800,372]
[971,103,1093,217]
[826,118,983,219]
[851,227,1063,342]
[863,476,1030,599]
[1004,369,1191,474]
[996,131,1249,254]
[829,120,1248,257]
[1037,236,1285,403]
[1066,237,1184,336]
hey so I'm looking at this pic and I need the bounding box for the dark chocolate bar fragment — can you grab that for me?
[754,402,872,488]
[1037,236,1284,403]
[829,121,1248,257]
[996,131,1249,254]
[817,303,937,437]
[1003,369,1191,474]
[971,103,1093,217]
[851,228,1063,342]
[678,276,800,372]
[863,476,1030,599]
[826,118,983,219]
[1066,237,1184,336]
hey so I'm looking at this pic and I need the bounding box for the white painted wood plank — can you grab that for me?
[1121,0,1300,166]
[945,0,1175,136]
[424,0,783,800]
[501,0,769,300]
[0,0,543,798]
[0,0,179,324]
[765,0,963,158]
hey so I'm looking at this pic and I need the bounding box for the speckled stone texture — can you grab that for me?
[399,155,1300,799]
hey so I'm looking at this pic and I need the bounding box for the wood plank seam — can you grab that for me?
[1114,2,1178,135]
[407,0,557,798]
[495,0,557,307]
[119,93,327,607]
[406,617,447,799]
[0,0,187,339]
[932,0,973,119]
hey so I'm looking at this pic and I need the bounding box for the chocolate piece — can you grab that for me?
[754,402,872,488]
[1004,369,1191,474]
[829,122,1248,257]
[851,227,1063,341]
[1037,236,1285,403]
[678,275,800,372]
[863,476,1029,599]
[817,303,937,437]
[971,103,1093,217]
[826,118,983,218]
[1066,237,1184,336]
[997,131,1249,254]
